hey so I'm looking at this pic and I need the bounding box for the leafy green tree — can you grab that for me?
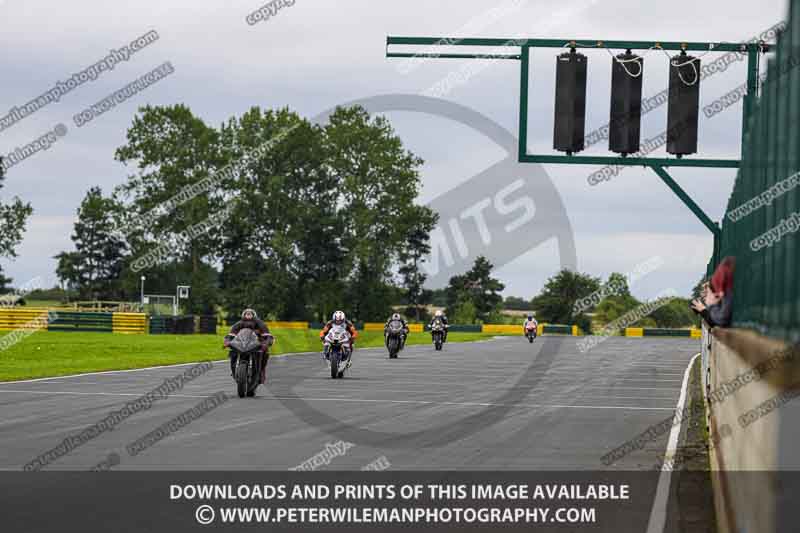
[445,256,505,322]
[504,296,531,311]
[0,268,11,294]
[429,288,448,307]
[531,269,600,333]
[398,207,438,321]
[605,272,631,297]
[114,104,222,313]
[593,293,640,328]
[690,276,706,300]
[54,187,127,300]
[648,298,699,328]
[216,107,330,320]
[451,297,477,324]
[54,251,81,292]
[322,106,435,322]
[0,161,33,289]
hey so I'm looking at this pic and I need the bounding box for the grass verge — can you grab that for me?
[0,329,501,382]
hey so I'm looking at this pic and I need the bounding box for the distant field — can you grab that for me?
[0,329,502,382]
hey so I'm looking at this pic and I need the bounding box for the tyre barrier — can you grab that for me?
[0,309,148,334]
[0,308,51,331]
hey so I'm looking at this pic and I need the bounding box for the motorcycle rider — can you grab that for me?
[319,310,358,364]
[384,312,410,350]
[429,309,449,343]
[225,308,272,384]
[523,313,538,339]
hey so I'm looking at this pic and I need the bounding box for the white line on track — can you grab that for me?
[0,389,676,410]
[0,389,213,399]
[276,387,677,401]
[262,395,676,411]
[645,352,700,533]
[267,379,682,391]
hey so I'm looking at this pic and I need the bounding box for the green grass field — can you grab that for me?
[0,329,501,382]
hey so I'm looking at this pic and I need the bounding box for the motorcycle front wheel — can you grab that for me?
[330,350,340,379]
[235,362,248,398]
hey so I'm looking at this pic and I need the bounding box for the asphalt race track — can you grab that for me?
[0,336,698,471]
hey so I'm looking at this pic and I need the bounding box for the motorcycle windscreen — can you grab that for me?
[388,320,403,332]
[326,324,350,343]
[230,328,262,353]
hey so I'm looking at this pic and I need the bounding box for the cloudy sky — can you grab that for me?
[0,0,787,300]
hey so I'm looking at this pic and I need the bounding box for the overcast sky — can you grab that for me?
[0,0,787,300]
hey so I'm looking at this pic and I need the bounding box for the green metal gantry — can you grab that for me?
[386,35,771,261]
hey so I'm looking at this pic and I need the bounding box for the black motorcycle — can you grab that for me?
[385,319,405,359]
[225,328,273,398]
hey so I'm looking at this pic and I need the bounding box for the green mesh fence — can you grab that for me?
[709,3,800,342]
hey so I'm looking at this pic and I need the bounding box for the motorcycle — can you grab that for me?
[323,324,352,379]
[430,321,446,351]
[385,319,405,359]
[225,328,274,398]
[525,322,538,343]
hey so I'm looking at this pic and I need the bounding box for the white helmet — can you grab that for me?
[435,310,443,317]
[332,310,346,324]
[391,313,401,321]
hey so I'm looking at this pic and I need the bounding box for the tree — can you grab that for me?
[0,268,11,294]
[504,296,531,311]
[322,105,435,322]
[445,256,505,322]
[451,296,477,325]
[593,294,640,325]
[216,107,330,320]
[648,298,699,328]
[0,160,33,289]
[55,187,128,300]
[690,276,706,300]
[531,269,600,333]
[605,272,631,298]
[114,104,223,313]
[54,251,81,292]
[398,206,438,321]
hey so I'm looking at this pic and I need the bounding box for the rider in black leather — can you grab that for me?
[226,308,271,383]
